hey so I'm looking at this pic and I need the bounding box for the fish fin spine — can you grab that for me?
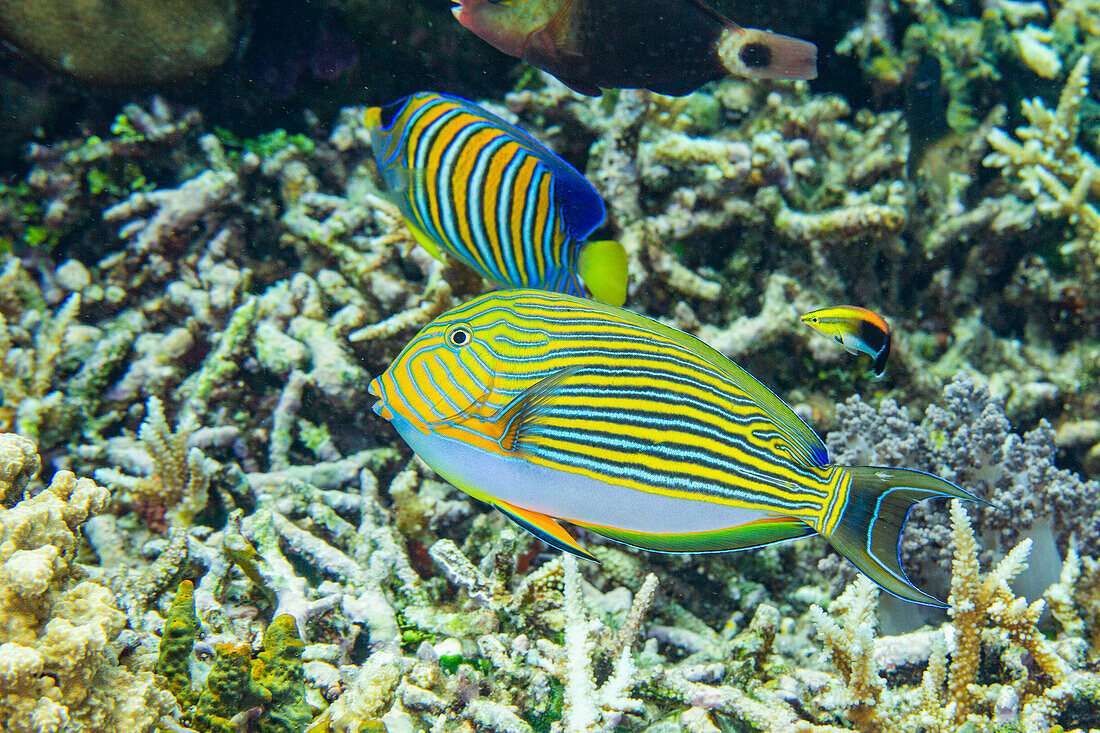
[716,27,817,81]
[825,466,983,607]
[493,500,598,562]
[577,239,628,306]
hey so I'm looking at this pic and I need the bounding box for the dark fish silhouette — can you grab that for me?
[452,0,817,96]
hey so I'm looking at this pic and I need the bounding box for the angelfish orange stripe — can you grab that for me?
[366,92,602,297]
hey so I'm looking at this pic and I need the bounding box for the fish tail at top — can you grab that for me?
[577,239,628,306]
[716,27,817,81]
[825,466,984,607]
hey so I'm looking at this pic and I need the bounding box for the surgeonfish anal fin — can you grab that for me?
[491,365,585,451]
[573,515,815,553]
[826,466,985,607]
[577,240,628,306]
[493,499,599,563]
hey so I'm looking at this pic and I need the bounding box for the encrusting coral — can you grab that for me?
[0,432,175,732]
[153,578,312,733]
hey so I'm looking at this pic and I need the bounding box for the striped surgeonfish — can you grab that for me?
[369,290,982,607]
[801,305,892,378]
[365,92,628,306]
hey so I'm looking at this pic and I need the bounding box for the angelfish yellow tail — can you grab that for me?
[577,239,628,306]
[826,466,984,607]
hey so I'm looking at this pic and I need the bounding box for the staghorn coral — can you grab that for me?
[985,54,1100,276]
[94,395,217,532]
[0,276,81,442]
[811,501,1091,733]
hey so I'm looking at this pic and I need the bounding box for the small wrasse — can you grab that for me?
[369,290,981,606]
[365,92,627,305]
[801,305,892,377]
[451,0,817,96]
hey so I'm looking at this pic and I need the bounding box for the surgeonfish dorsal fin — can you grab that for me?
[576,300,830,466]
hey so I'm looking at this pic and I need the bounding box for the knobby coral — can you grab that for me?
[0,432,176,732]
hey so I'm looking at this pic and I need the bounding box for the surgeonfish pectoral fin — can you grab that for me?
[493,499,599,563]
[490,364,584,451]
[577,240,628,306]
[826,466,985,607]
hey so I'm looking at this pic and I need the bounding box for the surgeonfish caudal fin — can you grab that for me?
[826,466,983,607]
[577,239,628,306]
[716,27,817,81]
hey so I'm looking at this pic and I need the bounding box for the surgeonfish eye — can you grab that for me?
[445,323,474,349]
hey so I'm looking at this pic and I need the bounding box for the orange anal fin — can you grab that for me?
[494,499,598,563]
[572,516,815,554]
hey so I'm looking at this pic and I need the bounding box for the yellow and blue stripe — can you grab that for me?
[370,290,981,606]
[366,92,626,304]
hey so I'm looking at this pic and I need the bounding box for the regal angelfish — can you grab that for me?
[366,92,627,305]
[369,290,982,607]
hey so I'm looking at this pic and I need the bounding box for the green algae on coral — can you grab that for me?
[192,642,270,733]
[155,579,199,705]
[254,615,313,733]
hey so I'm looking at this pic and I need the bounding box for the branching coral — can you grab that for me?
[0,274,81,440]
[985,54,1100,274]
[809,501,1093,733]
[95,395,216,532]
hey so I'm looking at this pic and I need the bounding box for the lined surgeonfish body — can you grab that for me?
[451,0,817,96]
[801,305,892,377]
[369,290,982,607]
[365,92,628,306]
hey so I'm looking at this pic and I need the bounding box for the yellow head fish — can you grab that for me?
[801,305,892,378]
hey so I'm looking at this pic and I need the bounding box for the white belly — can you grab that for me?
[392,415,768,534]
